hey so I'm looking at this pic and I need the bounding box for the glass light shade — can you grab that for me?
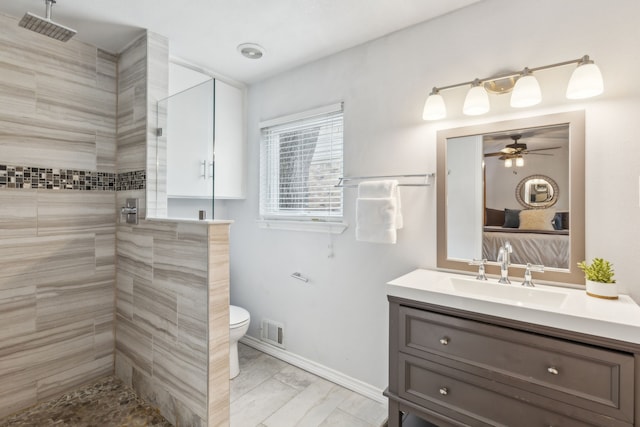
[515,156,524,167]
[504,158,513,168]
[566,63,603,99]
[510,74,542,108]
[463,85,490,116]
[422,93,446,120]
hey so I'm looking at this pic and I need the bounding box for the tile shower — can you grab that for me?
[0,10,229,426]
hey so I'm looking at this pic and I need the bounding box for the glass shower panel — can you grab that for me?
[157,79,215,218]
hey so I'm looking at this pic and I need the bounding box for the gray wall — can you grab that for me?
[0,12,117,417]
[224,0,640,393]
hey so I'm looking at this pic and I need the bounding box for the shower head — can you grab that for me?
[18,0,77,42]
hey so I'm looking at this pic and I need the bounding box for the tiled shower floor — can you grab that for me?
[0,376,171,427]
[0,344,388,427]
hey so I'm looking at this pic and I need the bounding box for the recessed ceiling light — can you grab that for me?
[237,43,265,60]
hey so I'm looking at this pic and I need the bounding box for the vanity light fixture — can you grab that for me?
[422,87,446,120]
[510,68,541,108]
[422,55,603,120]
[566,56,604,99]
[463,79,490,116]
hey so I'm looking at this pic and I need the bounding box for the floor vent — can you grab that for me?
[261,319,285,348]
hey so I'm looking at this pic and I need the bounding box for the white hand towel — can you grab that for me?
[356,197,398,244]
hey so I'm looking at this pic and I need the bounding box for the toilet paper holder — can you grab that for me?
[290,272,309,283]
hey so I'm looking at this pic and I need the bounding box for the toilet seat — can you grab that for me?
[230,305,250,328]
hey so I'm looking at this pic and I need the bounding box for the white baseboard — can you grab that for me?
[240,335,387,405]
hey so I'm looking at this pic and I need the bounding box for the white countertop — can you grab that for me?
[387,269,640,345]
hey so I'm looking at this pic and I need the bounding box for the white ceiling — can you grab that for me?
[0,0,482,84]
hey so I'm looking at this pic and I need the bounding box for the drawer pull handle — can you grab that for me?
[439,387,448,396]
[547,367,559,375]
[439,337,449,345]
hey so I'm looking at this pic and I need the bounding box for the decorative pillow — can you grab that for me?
[485,208,505,226]
[519,209,556,231]
[503,208,521,228]
[552,212,563,230]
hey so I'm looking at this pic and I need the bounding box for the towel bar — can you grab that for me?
[335,173,434,188]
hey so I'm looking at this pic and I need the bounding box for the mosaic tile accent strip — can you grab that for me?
[0,165,147,192]
[117,170,146,191]
[0,164,115,191]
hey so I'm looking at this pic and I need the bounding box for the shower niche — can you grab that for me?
[156,71,244,219]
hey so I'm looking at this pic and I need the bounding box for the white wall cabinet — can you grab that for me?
[166,79,215,199]
[166,63,245,200]
[214,79,245,199]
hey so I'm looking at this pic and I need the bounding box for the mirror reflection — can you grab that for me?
[446,124,570,269]
[483,126,569,269]
[516,175,559,208]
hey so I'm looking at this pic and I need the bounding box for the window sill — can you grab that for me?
[256,219,348,234]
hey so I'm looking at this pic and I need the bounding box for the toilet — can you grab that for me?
[229,305,250,379]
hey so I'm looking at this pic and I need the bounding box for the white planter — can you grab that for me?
[586,280,618,300]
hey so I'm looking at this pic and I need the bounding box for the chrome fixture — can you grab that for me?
[18,0,77,42]
[422,55,604,120]
[237,43,265,59]
[496,242,513,284]
[469,259,488,281]
[120,198,138,225]
[521,263,544,287]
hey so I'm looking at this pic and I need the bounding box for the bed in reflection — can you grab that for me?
[483,208,569,269]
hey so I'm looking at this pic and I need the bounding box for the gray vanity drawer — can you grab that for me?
[399,353,609,427]
[399,306,635,423]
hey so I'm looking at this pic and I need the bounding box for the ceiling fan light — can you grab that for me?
[510,71,541,108]
[566,58,603,99]
[422,89,446,120]
[515,156,525,167]
[463,81,490,116]
[504,158,513,168]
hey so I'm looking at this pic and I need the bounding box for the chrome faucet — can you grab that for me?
[468,259,488,281]
[521,263,544,287]
[496,241,512,284]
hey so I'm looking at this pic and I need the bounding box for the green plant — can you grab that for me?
[577,258,616,283]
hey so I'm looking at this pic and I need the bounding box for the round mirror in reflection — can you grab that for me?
[515,174,559,208]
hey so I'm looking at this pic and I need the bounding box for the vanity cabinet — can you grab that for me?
[386,297,640,427]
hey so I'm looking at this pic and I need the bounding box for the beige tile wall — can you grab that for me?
[0,16,229,425]
[0,12,117,418]
[113,31,230,426]
[115,220,230,426]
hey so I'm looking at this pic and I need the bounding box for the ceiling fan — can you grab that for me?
[484,134,561,160]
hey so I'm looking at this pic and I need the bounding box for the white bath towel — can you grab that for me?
[356,198,397,244]
[355,180,403,244]
[357,180,403,229]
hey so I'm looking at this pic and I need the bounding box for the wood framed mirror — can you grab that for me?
[436,111,585,285]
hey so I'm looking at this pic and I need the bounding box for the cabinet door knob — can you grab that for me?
[439,387,448,396]
[547,367,559,375]
[439,337,449,345]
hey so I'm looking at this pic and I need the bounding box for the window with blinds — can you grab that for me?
[259,103,343,220]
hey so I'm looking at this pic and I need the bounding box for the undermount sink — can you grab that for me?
[447,276,568,309]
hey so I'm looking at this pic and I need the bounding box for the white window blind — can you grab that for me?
[260,103,343,220]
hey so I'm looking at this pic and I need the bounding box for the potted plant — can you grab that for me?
[577,258,618,299]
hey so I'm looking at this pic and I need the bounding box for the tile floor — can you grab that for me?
[0,344,389,427]
[231,343,389,427]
